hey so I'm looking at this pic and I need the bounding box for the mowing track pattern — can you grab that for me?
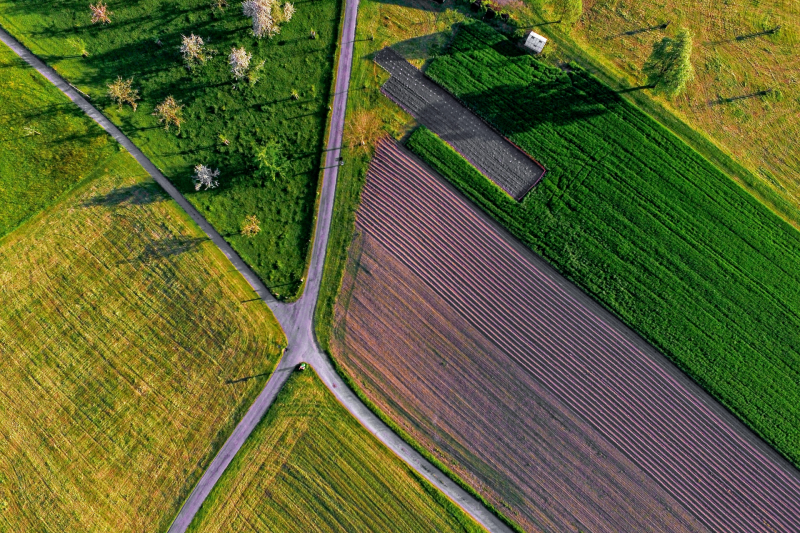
[337,139,800,532]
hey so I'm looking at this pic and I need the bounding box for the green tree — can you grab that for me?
[554,0,582,26]
[643,28,695,98]
[254,141,290,182]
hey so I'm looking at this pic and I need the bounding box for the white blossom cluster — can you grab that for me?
[228,47,252,80]
[193,165,221,191]
[242,0,295,39]
[180,34,206,66]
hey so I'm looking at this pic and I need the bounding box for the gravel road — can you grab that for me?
[0,14,512,533]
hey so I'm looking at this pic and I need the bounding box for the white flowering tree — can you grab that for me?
[242,0,295,39]
[90,2,112,24]
[229,47,252,80]
[180,34,209,68]
[193,165,221,191]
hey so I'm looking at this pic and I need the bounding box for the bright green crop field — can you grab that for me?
[408,21,800,468]
[187,369,484,533]
[0,0,342,299]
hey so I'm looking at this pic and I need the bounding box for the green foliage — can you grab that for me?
[416,21,800,468]
[643,28,695,98]
[0,0,342,299]
[254,140,290,182]
[0,43,114,237]
[186,370,486,533]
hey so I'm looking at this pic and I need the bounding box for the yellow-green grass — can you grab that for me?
[573,0,800,204]
[0,41,114,237]
[186,369,485,533]
[0,43,286,532]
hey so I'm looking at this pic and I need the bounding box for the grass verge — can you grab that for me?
[185,368,486,533]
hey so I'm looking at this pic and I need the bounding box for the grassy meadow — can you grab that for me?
[0,42,113,236]
[186,369,485,533]
[0,0,343,299]
[405,20,800,468]
[0,43,286,532]
[573,0,800,207]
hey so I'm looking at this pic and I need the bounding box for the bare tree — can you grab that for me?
[193,164,221,191]
[107,77,139,111]
[241,215,261,237]
[229,47,252,80]
[345,110,383,154]
[90,1,113,24]
[152,96,184,131]
[211,0,228,9]
[180,34,210,67]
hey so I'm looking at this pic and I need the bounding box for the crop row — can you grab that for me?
[374,47,543,200]
[347,140,800,531]
[412,21,800,468]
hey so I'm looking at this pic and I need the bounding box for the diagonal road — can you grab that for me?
[0,9,513,533]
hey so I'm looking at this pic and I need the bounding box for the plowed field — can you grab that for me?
[331,140,800,533]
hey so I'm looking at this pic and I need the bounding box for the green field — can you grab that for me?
[0,41,286,532]
[407,21,800,468]
[0,43,113,236]
[0,0,342,299]
[186,369,485,533]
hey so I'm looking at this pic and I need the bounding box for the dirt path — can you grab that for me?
[0,17,512,533]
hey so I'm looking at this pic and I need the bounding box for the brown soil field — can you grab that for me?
[330,140,800,533]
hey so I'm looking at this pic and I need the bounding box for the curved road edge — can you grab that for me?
[0,15,514,533]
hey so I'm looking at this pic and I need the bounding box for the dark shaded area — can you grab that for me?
[606,21,670,39]
[709,89,774,106]
[226,372,271,384]
[374,47,544,200]
[137,236,208,262]
[82,183,166,208]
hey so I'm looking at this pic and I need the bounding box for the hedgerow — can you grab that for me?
[410,21,800,468]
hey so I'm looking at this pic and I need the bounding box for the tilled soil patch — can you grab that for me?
[331,139,800,533]
[374,48,544,200]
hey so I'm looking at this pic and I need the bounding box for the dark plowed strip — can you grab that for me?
[332,139,800,533]
[374,47,544,201]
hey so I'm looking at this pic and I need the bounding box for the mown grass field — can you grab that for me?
[0,0,343,299]
[186,369,485,533]
[405,21,800,467]
[573,0,800,207]
[0,42,113,237]
[0,43,286,532]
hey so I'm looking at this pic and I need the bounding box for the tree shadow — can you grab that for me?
[82,182,166,208]
[605,22,670,39]
[226,371,271,384]
[709,89,773,106]
[136,236,208,262]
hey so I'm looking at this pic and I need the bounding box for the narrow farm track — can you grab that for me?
[0,18,511,533]
[338,139,800,532]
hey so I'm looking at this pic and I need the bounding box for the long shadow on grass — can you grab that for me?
[83,183,167,208]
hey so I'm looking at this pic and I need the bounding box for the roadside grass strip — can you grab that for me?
[408,21,800,468]
[185,369,485,533]
[0,0,343,299]
[0,40,286,532]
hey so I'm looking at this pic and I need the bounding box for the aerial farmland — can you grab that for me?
[2,0,800,531]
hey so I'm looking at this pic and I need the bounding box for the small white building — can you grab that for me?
[523,31,548,54]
